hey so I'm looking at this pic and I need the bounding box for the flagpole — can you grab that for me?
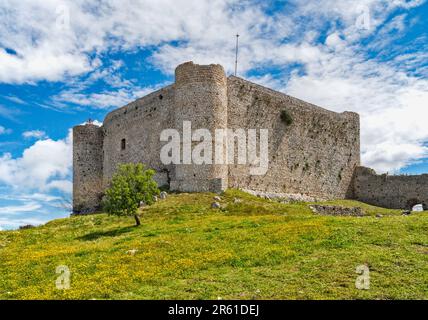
[235,34,239,76]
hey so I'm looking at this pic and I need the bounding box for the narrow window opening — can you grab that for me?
[121,138,126,150]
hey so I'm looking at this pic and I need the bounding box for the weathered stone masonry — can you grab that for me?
[351,166,428,209]
[227,77,360,200]
[73,124,104,213]
[171,62,229,192]
[73,61,424,213]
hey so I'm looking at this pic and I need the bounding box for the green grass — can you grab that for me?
[0,189,427,300]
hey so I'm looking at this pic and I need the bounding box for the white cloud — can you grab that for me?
[0,202,42,214]
[0,193,62,203]
[0,216,46,230]
[0,130,72,193]
[0,0,423,81]
[55,89,138,109]
[88,120,103,127]
[0,201,45,229]
[45,180,72,194]
[0,49,92,84]
[325,33,346,49]
[4,96,26,105]
[0,125,12,135]
[55,86,162,109]
[0,191,70,230]
[22,130,47,139]
[0,105,22,121]
[0,0,294,82]
[0,0,95,84]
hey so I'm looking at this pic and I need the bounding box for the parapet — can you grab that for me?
[354,166,378,177]
[73,123,103,140]
[175,61,227,87]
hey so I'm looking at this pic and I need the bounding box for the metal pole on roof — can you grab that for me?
[235,34,239,76]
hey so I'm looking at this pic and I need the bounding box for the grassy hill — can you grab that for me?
[0,189,427,300]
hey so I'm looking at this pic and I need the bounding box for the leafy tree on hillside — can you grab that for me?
[102,163,160,226]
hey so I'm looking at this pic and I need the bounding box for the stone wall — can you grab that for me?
[102,85,175,189]
[227,76,360,200]
[309,205,365,216]
[351,166,428,209]
[73,124,104,213]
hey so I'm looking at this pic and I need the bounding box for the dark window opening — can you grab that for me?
[121,139,126,150]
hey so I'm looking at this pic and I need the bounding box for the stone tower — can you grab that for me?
[73,123,104,214]
[170,62,229,192]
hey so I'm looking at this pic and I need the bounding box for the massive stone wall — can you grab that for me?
[227,76,360,200]
[102,85,175,188]
[351,166,428,209]
[73,124,104,213]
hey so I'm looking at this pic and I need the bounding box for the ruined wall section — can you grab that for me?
[171,62,228,192]
[351,166,428,209]
[227,76,360,200]
[102,85,175,188]
[73,124,104,213]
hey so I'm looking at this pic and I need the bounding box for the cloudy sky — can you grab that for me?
[0,0,427,229]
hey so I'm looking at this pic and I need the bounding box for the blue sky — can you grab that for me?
[0,0,427,229]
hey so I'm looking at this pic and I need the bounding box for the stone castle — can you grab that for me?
[73,61,428,213]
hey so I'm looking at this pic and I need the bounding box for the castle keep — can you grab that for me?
[73,62,428,213]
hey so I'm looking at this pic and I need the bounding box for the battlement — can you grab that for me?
[175,62,227,87]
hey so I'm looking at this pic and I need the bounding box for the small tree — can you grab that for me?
[103,163,160,226]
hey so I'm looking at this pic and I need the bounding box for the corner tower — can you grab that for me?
[73,123,104,214]
[171,62,228,192]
